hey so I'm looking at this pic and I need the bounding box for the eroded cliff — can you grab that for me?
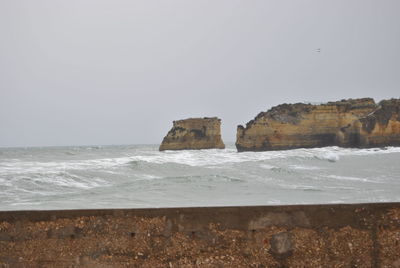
[160,117,225,151]
[236,98,400,151]
[355,98,400,147]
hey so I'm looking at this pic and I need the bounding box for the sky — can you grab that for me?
[0,0,399,147]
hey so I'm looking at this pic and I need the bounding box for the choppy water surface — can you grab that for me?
[0,144,399,210]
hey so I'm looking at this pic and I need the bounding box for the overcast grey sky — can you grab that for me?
[0,0,399,147]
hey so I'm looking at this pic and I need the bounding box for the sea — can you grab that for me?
[0,144,399,211]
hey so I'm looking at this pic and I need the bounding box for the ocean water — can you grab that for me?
[0,144,399,211]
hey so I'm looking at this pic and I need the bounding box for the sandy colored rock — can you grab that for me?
[236,98,400,151]
[159,117,225,151]
[355,98,400,147]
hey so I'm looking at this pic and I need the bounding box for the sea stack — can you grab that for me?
[159,117,225,151]
[236,98,400,152]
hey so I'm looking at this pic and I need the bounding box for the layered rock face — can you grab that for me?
[236,98,400,151]
[160,117,225,151]
[354,99,400,147]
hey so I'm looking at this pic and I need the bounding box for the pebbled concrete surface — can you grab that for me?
[1,203,400,267]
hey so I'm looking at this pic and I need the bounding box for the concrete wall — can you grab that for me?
[1,203,400,267]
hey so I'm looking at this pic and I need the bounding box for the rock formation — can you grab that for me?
[352,98,400,147]
[236,98,400,151]
[160,117,225,151]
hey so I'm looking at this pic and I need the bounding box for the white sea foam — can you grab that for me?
[140,174,162,180]
[2,146,399,175]
[316,151,340,162]
[28,173,107,189]
[127,146,400,167]
[259,164,276,169]
[289,165,321,170]
[325,175,372,183]
[1,144,400,210]
[0,157,128,176]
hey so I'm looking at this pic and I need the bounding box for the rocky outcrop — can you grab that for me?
[353,99,400,147]
[236,98,400,151]
[160,117,225,151]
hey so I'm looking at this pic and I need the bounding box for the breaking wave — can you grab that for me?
[1,144,400,210]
